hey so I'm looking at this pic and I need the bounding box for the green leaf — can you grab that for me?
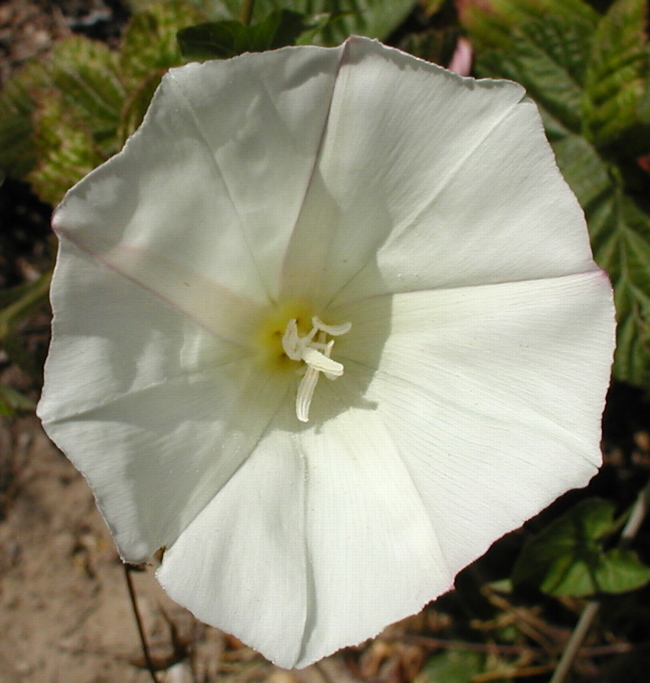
[0,385,36,416]
[566,153,650,386]
[459,0,599,53]
[598,548,650,593]
[121,0,203,82]
[0,63,41,179]
[609,195,650,384]
[9,35,125,203]
[118,0,205,141]
[2,1,203,203]
[27,93,106,206]
[475,16,594,134]
[183,0,415,44]
[469,2,650,386]
[177,10,311,60]
[46,38,124,150]
[416,650,484,683]
[467,0,650,153]
[513,499,650,596]
[583,0,650,151]
[550,134,611,207]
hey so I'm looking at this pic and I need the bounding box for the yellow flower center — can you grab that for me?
[256,302,351,422]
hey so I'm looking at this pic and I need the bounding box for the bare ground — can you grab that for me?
[0,415,372,683]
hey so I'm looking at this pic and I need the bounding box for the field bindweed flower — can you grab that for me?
[38,37,615,668]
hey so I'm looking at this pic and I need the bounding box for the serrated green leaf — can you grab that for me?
[121,0,204,82]
[583,0,650,151]
[118,1,205,140]
[177,10,310,60]
[459,0,599,52]
[0,1,205,202]
[0,62,42,179]
[472,4,650,386]
[551,134,612,207]
[4,35,125,203]
[513,499,650,596]
[27,93,106,206]
[180,0,415,44]
[611,197,650,384]
[476,17,594,133]
[573,168,650,386]
[41,36,125,159]
[0,37,122,192]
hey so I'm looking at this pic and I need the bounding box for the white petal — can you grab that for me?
[295,406,450,668]
[335,271,614,574]
[151,267,614,668]
[157,425,308,669]
[70,238,266,346]
[279,38,595,307]
[37,38,616,671]
[39,239,242,421]
[365,98,596,296]
[42,358,291,562]
[158,395,451,669]
[39,243,291,561]
[53,43,347,306]
[40,43,352,561]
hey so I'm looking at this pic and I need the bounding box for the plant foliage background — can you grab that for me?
[1,1,650,681]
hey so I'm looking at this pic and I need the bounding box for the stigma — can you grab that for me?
[282,316,352,422]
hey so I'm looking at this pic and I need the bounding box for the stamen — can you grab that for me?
[281,319,302,361]
[296,367,320,422]
[312,317,353,337]
[282,316,351,422]
[302,347,343,376]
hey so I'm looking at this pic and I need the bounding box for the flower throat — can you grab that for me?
[282,316,351,422]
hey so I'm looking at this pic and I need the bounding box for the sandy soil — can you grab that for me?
[0,414,199,682]
[0,415,371,683]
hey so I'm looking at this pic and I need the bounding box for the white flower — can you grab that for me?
[38,37,615,669]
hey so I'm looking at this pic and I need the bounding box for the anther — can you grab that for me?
[281,316,351,422]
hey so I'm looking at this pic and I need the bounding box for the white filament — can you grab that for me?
[282,316,352,422]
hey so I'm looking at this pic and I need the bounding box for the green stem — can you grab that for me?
[239,0,256,26]
[0,270,52,343]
